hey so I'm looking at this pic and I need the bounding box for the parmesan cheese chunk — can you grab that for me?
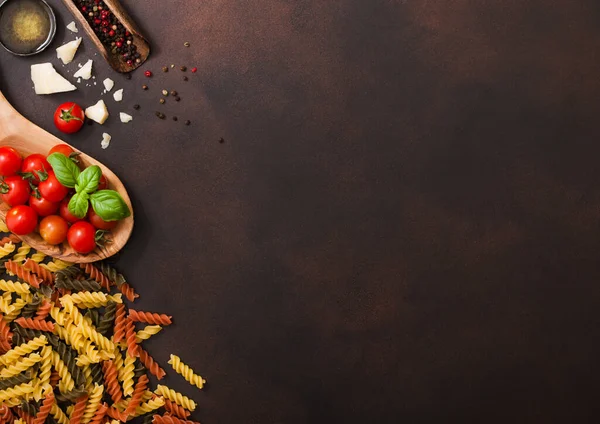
[66,22,78,33]
[103,78,114,92]
[56,38,82,65]
[113,88,123,102]
[73,59,93,80]
[31,63,76,95]
[101,133,112,149]
[85,100,109,124]
[119,113,133,123]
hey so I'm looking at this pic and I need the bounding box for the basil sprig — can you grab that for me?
[47,153,130,221]
[47,153,80,188]
[90,190,131,221]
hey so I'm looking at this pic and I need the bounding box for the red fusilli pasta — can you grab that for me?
[137,346,166,380]
[102,360,123,403]
[0,404,14,423]
[16,408,34,424]
[14,317,55,332]
[90,402,108,424]
[0,234,20,245]
[69,394,88,424]
[118,282,139,301]
[0,318,13,353]
[79,263,111,290]
[163,398,191,419]
[33,391,54,424]
[124,374,148,417]
[128,309,172,326]
[113,303,126,343]
[50,370,60,387]
[23,259,54,284]
[106,406,128,422]
[34,300,51,321]
[125,317,139,357]
[4,260,43,288]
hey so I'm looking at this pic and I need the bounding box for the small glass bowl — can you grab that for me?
[0,0,56,56]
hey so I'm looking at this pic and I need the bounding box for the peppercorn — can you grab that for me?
[155,112,165,119]
[162,90,168,96]
[183,76,188,81]
[191,67,197,73]
[171,64,175,68]
[173,116,178,121]
[133,104,140,110]
[184,41,190,47]
[184,120,191,126]
[142,85,148,90]
[170,90,178,96]
[180,66,187,72]
[174,96,180,102]
[162,66,168,72]
[219,137,225,143]
[144,70,152,77]
[159,99,165,104]
[125,73,131,80]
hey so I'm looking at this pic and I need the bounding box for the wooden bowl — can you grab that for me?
[0,90,134,263]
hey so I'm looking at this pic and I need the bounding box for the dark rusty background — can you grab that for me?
[2,0,600,422]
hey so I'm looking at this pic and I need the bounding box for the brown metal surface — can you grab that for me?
[2,0,600,422]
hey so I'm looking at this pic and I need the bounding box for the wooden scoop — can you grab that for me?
[0,90,134,263]
[59,0,150,73]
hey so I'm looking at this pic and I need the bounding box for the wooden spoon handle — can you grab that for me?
[59,0,150,73]
[0,90,19,140]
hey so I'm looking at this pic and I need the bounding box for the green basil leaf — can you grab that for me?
[75,165,101,194]
[68,192,89,219]
[90,190,131,222]
[47,153,80,188]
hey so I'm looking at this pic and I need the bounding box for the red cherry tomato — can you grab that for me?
[67,221,96,253]
[5,205,37,235]
[48,144,75,157]
[0,146,22,177]
[59,197,82,223]
[1,176,30,206]
[38,171,68,203]
[39,215,69,245]
[53,103,85,134]
[21,154,51,184]
[87,208,117,230]
[29,195,60,217]
[97,174,108,191]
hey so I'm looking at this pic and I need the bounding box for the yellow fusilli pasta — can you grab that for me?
[155,384,197,411]
[11,243,30,263]
[0,382,34,402]
[0,335,47,365]
[0,242,15,259]
[168,354,206,390]
[135,325,163,343]
[0,353,42,379]
[52,351,75,394]
[82,383,104,424]
[133,396,165,416]
[122,353,135,397]
[0,279,30,294]
[30,251,47,263]
[40,259,72,272]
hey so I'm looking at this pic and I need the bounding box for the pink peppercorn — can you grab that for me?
[191,67,197,73]
[144,70,152,77]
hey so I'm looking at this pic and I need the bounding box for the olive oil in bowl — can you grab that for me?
[0,0,56,56]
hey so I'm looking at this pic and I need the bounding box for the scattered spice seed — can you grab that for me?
[144,70,152,77]
[174,96,180,102]
[125,73,132,80]
[162,90,168,96]
[133,104,140,110]
[172,117,178,121]
[159,98,165,104]
[142,84,148,90]
[184,41,190,47]
[162,66,168,72]
[184,120,191,126]
[155,112,166,119]
[191,67,197,73]
[170,64,175,68]
[180,66,187,72]
[219,137,225,144]
[170,90,177,96]
[183,76,188,81]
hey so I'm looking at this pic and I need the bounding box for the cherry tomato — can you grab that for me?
[59,197,82,223]
[38,171,68,202]
[5,205,37,235]
[29,195,60,217]
[0,147,22,177]
[87,208,117,230]
[67,221,96,253]
[39,215,69,245]
[53,102,85,134]
[21,154,51,184]
[48,144,75,157]
[0,176,30,206]
[97,174,108,191]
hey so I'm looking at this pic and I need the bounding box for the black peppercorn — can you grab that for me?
[184,120,191,126]
[174,96,180,102]
[170,90,177,96]
[183,76,188,81]
[180,66,187,72]
[133,104,140,110]
[142,85,148,90]
[173,116,178,121]
[162,66,168,72]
